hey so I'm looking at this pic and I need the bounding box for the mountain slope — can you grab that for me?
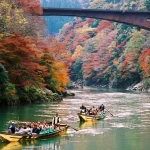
[58,0,150,89]
[40,0,90,34]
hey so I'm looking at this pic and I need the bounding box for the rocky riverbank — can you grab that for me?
[0,87,63,106]
[126,80,150,92]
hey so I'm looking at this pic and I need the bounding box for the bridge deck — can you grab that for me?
[42,8,150,30]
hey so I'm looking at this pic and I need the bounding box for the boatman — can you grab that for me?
[99,104,105,112]
[52,113,61,129]
[80,104,86,113]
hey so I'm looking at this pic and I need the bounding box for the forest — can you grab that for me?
[0,0,150,106]
[58,0,150,90]
[0,0,71,106]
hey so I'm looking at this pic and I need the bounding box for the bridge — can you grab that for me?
[42,8,150,30]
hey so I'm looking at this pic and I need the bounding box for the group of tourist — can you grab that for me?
[8,104,106,135]
[8,113,61,135]
[80,104,105,115]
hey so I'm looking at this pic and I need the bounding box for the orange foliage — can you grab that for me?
[47,38,71,66]
[51,62,69,91]
[17,0,42,15]
[0,34,48,87]
[138,48,150,77]
[41,38,71,91]
[72,45,83,61]
[97,20,113,31]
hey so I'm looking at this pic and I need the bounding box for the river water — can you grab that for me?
[0,87,150,150]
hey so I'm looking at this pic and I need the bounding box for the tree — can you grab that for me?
[0,34,48,87]
[138,48,150,78]
[0,63,8,85]
[145,0,150,10]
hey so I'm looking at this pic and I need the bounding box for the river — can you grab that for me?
[0,87,150,150]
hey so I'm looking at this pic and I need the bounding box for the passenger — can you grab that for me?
[25,125,32,134]
[32,124,40,135]
[21,124,26,129]
[43,120,47,124]
[49,122,55,132]
[41,123,46,131]
[86,109,89,115]
[15,125,21,132]
[8,122,15,133]
[45,124,50,130]
[80,104,86,113]
[15,125,32,134]
[89,106,97,115]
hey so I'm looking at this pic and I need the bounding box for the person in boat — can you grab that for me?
[32,124,40,135]
[52,113,61,129]
[15,124,32,134]
[39,122,55,135]
[15,125,21,132]
[89,106,97,115]
[8,122,15,133]
[80,104,87,113]
[99,104,105,112]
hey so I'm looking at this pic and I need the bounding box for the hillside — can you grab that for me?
[40,0,90,34]
[58,0,150,90]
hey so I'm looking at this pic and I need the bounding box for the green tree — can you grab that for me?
[0,63,8,85]
[145,0,150,10]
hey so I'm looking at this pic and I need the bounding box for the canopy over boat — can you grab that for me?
[0,124,68,142]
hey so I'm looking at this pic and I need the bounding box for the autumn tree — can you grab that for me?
[0,34,48,87]
[0,0,45,39]
[138,48,150,78]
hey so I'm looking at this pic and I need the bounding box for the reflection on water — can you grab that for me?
[0,87,150,150]
[1,142,22,150]
[79,120,105,129]
[1,137,69,150]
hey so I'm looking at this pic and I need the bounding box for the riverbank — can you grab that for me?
[126,80,150,92]
[0,86,76,106]
[0,87,63,106]
[68,79,150,93]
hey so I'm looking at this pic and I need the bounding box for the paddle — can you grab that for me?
[68,125,79,131]
[60,122,79,131]
[105,109,113,117]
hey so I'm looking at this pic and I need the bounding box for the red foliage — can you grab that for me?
[82,30,117,80]
[0,34,48,87]
[138,48,150,77]
[97,20,113,31]
[47,38,71,66]
[116,41,126,51]
[85,18,93,24]
[17,0,42,15]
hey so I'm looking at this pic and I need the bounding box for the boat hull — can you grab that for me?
[78,113,105,122]
[0,125,68,142]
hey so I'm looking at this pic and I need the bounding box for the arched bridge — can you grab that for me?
[42,8,150,30]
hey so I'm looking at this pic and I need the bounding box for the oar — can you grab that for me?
[61,122,79,131]
[68,125,79,131]
[105,109,113,117]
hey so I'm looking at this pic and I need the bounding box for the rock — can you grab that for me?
[67,93,75,96]
[126,81,150,92]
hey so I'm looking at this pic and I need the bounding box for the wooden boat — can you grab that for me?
[77,113,105,122]
[0,125,69,142]
[79,121,96,128]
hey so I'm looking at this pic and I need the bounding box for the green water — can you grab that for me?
[0,87,150,150]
